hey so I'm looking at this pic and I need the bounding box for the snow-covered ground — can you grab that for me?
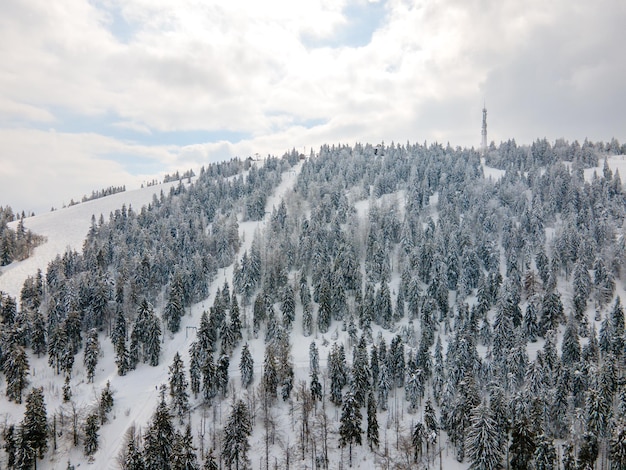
[1,153,624,469]
[1,180,187,299]
[584,154,626,182]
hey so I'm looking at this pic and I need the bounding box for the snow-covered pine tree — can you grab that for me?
[4,344,29,403]
[143,393,175,470]
[172,424,198,470]
[99,381,114,424]
[366,391,379,450]
[22,387,48,460]
[338,390,362,467]
[83,412,99,456]
[465,400,502,470]
[222,400,252,470]
[168,352,189,423]
[239,343,254,389]
[83,328,100,383]
[534,433,557,470]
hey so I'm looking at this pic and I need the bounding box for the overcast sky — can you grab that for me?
[1,0,625,214]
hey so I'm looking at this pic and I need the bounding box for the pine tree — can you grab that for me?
[22,387,48,460]
[412,422,425,463]
[216,355,230,398]
[31,308,47,357]
[534,433,556,470]
[351,335,370,407]
[204,449,218,470]
[376,281,393,329]
[239,343,254,389]
[123,430,144,470]
[168,352,189,423]
[163,275,185,333]
[62,375,72,402]
[610,419,626,470]
[338,391,362,467]
[577,432,598,470]
[146,314,162,367]
[562,441,576,470]
[4,344,29,403]
[424,398,439,456]
[523,301,539,342]
[509,417,536,470]
[115,333,129,376]
[317,275,332,334]
[222,400,252,470]
[539,292,564,337]
[465,401,502,470]
[302,302,313,337]
[281,285,296,330]
[172,424,199,470]
[99,381,114,425]
[366,391,379,450]
[143,394,175,470]
[83,328,100,383]
[15,425,35,470]
[328,343,347,406]
[388,335,405,388]
[561,316,580,367]
[83,412,100,456]
[377,362,390,411]
[262,347,278,400]
[3,424,16,469]
[309,342,322,401]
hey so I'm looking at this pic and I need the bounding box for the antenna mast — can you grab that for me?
[481,104,488,155]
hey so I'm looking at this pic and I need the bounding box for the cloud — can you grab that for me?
[0,0,625,211]
[0,128,179,214]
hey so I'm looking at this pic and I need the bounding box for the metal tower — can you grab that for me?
[481,105,488,154]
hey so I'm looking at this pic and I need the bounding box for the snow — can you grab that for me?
[2,152,623,469]
[481,158,506,182]
[1,180,187,299]
[584,154,626,182]
[0,163,318,469]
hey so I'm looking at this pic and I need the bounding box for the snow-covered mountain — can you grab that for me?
[1,143,626,470]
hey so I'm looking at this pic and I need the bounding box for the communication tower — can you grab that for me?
[481,105,488,154]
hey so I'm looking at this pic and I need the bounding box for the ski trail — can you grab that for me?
[93,160,304,465]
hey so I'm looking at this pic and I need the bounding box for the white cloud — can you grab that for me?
[0,0,625,211]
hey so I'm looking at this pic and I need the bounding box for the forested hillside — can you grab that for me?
[0,207,45,266]
[0,139,625,469]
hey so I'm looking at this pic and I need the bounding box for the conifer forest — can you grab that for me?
[1,138,626,469]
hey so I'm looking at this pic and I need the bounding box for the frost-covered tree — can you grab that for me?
[317,275,332,334]
[83,412,100,456]
[168,352,189,423]
[509,417,536,470]
[262,347,278,400]
[4,344,29,403]
[172,424,199,470]
[143,393,175,470]
[99,381,114,425]
[465,401,502,470]
[366,391,379,450]
[239,343,254,389]
[534,433,557,470]
[163,273,185,333]
[339,390,362,467]
[83,328,100,383]
[222,400,252,470]
[23,387,48,460]
[610,420,626,470]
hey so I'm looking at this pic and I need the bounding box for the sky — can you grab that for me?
[1,0,625,214]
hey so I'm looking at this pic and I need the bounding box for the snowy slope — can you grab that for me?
[0,154,624,469]
[1,180,187,299]
[0,162,308,469]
